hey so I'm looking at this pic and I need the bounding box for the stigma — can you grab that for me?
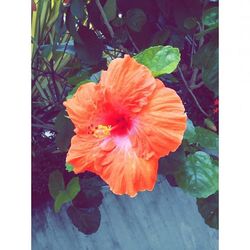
[92,124,112,139]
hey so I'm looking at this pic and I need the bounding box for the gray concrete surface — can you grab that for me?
[32,176,218,250]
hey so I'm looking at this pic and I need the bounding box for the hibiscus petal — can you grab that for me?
[63,83,99,133]
[66,134,101,174]
[130,79,187,158]
[99,55,156,113]
[96,137,158,197]
[66,134,117,175]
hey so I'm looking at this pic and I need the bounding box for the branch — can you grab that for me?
[50,60,60,103]
[190,81,204,90]
[189,23,205,88]
[32,123,55,130]
[126,28,139,52]
[178,67,209,117]
[95,0,114,38]
[55,34,71,71]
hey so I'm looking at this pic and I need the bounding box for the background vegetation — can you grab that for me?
[32,0,218,234]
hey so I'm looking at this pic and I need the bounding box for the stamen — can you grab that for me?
[92,125,112,139]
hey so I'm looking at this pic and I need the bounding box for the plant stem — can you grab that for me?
[50,60,60,103]
[189,22,205,88]
[190,81,204,90]
[126,28,139,52]
[178,66,209,117]
[95,0,114,38]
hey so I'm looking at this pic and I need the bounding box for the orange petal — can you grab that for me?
[129,79,187,158]
[96,137,158,197]
[66,134,116,175]
[99,55,156,113]
[66,134,100,174]
[63,83,99,133]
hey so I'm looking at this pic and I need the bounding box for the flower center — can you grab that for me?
[92,124,112,139]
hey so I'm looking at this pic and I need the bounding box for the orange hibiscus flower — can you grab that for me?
[64,55,187,197]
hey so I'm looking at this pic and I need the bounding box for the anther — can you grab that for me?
[92,125,112,139]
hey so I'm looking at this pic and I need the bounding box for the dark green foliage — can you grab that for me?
[159,146,186,176]
[48,171,80,213]
[197,192,218,229]
[183,119,196,144]
[55,111,74,152]
[48,170,65,199]
[195,127,218,152]
[175,151,218,198]
[126,8,147,32]
[67,206,101,234]
[202,7,218,27]
[74,25,104,65]
[70,0,87,20]
[103,0,117,21]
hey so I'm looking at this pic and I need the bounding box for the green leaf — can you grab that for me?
[67,68,92,85]
[103,0,117,22]
[66,163,74,172]
[70,0,86,19]
[158,146,186,176]
[66,8,82,44]
[134,45,181,77]
[184,17,197,30]
[67,206,101,234]
[126,8,147,32]
[54,9,67,37]
[197,192,218,229]
[171,0,202,32]
[66,71,101,99]
[66,177,80,200]
[54,190,71,213]
[53,176,80,213]
[193,41,218,96]
[175,151,218,198]
[74,25,104,65]
[202,7,218,27]
[204,118,217,132]
[202,47,218,96]
[48,170,65,199]
[202,148,218,158]
[47,0,62,28]
[41,42,76,58]
[55,41,76,55]
[112,27,128,44]
[150,29,170,46]
[195,25,218,39]
[55,110,74,152]
[41,45,53,60]
[169,33,185,50]
[195,127,218,152]
[193,41,215,68]
[183,119,196,143]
